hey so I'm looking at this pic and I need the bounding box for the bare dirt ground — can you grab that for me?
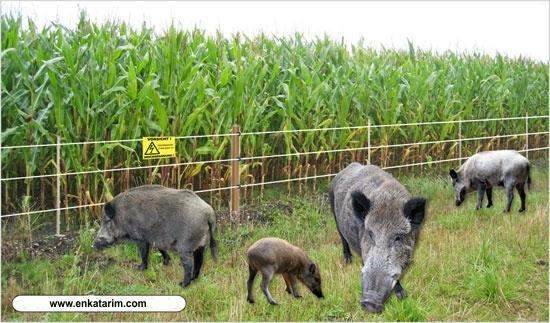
[1,197,299,264]
[2,231,79,263]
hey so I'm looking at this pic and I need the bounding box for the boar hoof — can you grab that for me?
[344,256,352,264]
[394,281,407,300]
[136,264,147,271]
[293,294,302,299]
[179,280,192,288]
[395,288,407,300]
[285,287,292,294]
[247,297,255,304]
[268,300,278,305]
[163,258,171,266]
[487,203,493,208]
[518,207,525,213]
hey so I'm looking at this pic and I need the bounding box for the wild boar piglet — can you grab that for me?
[246,237,323,305]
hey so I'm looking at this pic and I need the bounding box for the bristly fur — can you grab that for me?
[329,162,427,312]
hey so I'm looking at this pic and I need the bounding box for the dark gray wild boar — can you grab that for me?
[329,163,426,313]
[92,185,218,287]
[449,150,531,212]
[246,237,323,305]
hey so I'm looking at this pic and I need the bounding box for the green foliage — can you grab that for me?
[79,226,96,254]
[383,298,426,322]
[1,13,548,222]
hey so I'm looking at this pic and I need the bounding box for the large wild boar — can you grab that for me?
[246,237,323,305]
[449,150,531,212]
[329,163,426,313]
[92,185,218,287]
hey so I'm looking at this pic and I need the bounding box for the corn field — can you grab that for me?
[1,14,548,227]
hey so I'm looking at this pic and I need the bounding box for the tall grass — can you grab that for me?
[1,13,548,225]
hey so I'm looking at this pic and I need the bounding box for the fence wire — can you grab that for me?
[1,147,546,219]
[1,158,239,182]
[0,133,236,150]
[2,131,548,182]
[1,116,548,219]
[2,115,547,149]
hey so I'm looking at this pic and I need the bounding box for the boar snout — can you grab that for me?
[93,222,117,250]
[361,267,396,312]
[361,290,388,313]
[92,228,115,249]
[312,288,324,298]
[92,237,110,250]
[361,299,383,313]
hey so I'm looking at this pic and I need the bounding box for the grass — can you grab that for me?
[1,169,548,321]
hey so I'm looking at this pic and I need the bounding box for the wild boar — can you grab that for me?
[92,185,218,287]
[246,237,323,305]
[329,163,426,313]
[449,150,531,212]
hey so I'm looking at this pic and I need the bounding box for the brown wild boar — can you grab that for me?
[246,237,323,305]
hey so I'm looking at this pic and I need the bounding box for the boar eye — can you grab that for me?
[394,235,402,243]
[367,230,374,240]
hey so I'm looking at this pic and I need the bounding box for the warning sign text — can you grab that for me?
[142,137,176,160]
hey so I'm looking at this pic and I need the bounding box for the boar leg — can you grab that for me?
[192,246,205,279]
[247,266,258,303]
[486,186,493,208]
[179,251,194,287]
[283,273,293,294]
[504,184,515,213]
[394,280,407,300]
[476,183,486,210]
[339,234,353,264]
[330,189,352,263]
[288,274,301,298]
[516,183,526,212]
[160,250,171,265]
[260,268,278,305]
[282,273,300,297]
[136,240,150,271]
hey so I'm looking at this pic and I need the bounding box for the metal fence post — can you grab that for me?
[367,118,371,164]
[525,112,529,159]
[55,136,62,237]
[458,119,462,165]
[230,125,240,219]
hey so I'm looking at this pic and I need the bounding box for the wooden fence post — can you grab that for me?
[230,125,240,220]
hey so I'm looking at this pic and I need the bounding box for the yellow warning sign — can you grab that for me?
[142,137,176,160]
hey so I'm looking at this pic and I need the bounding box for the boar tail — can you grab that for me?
[208,214,218,262]
[526,163,532,191]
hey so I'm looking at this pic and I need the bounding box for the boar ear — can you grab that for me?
[309,263,316,274]
[351,191,371,222]
[404,197,426,231]
[449,169,458,180]
[104,202,116,219]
